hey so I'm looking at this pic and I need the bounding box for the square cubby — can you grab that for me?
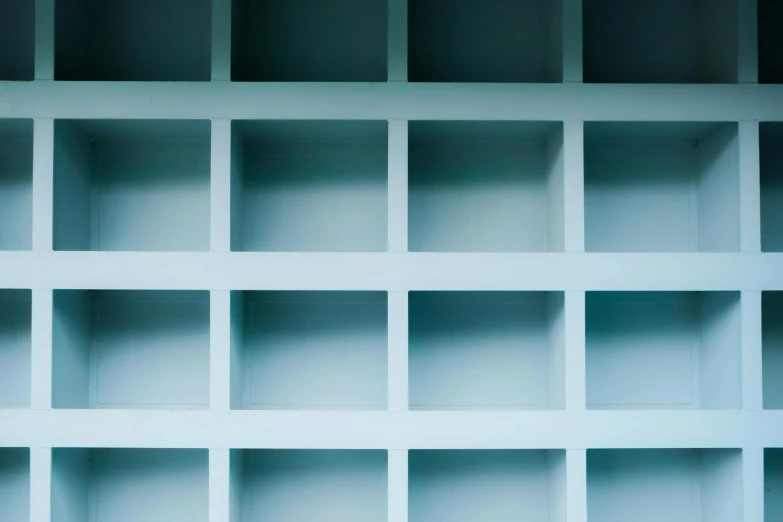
[584,0,739,83]
[761,123,783,252]
[766,449,783,520]
[763,292,783,410]
[52,448,208,522]
[0,1,34,81]
[231,291,387,410]
[0,448,29,522]
[53,120,211,252]
[231,121,387,252]
[0,119,33,251]
[52,290,210,410]
[55,0,211,81]
[759,0,783,84]
[231,0,387,82]
[409,121,565,252]
[585,122,740,253]
[586,292,741,410]
[0,290,31,409]
[409,292,565,410]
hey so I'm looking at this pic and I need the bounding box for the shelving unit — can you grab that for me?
[53,120,211,252]
[585,122,740,253]
[51,448,208,522]
[761,123,783,252]
[52,290,210,409]
[231,121,388,252]
[763,292,783,410]
[409,121,565,252]
[587,449,743,522]
[0,0,34,81]
[231,291,387,410]
[0,448,29,522]
[0,290,31,409]
[766,449,783,521]
[586,292,741,410]
[758,0,783,84]
[0,119,33,251]
[230,450,387,522]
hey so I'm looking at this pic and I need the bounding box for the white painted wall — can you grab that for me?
[0,290,31,408]
[766,449,783,520]
[760,123,783,252]
[0,120,33,251]
[763,292,783,409]
[0,448,29,522]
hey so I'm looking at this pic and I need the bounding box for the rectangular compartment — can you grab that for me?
[0,0,34,81]
[0,119,33,251]
[763,292,783,409]
[587,449,743,522]
[230,450,387,522]
[231,291,387,410]
[0,448,29,522]
[55,0,211,81]
[231,121,387,252]
[231,0,387,82]
[761,123,783,252]
[759,0,783,83]
[586,292,741,410]
[51,448,208,522]
[583,0,738,83]
[409,121,565,252]
[766,449,783,521]
[52,290,210,409]
[0,290,31,408]
[409,292,565,410]
[53,120,211,252]
[409,450,566,522]
[585,122,739,253]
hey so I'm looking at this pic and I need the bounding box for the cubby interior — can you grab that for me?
[763,292,783,410]
[55,0,211,81]
[230,291,387,410]
[231,0,387,82]
[409,450,566,522]
[583,0,738,83]
[0,0,34,81]
[0,448,29,522]
[230,450,387,522]
[0,119,33,251]
[585,122,739,252]
[409,121,565,252]
[409,292,565,410]
[761,123,783,252]
[587,449,743,522]
[766,449,783,521]
[0,290,31,409]
[53,120,211,252]
[586,292,741,410]
[758,0,783,84]
[52,290,210,410]
[51,448,208,522]
[231,120,388,252]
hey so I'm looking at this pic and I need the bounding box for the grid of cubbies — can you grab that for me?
[0,1,782,522]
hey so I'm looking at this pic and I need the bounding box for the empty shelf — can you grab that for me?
[0,290,31,409]
[0,448,29,522]
[587,449,743,522]
[409,292,565,410]
[232,291,387,410]
[51,448,208,522]
[409,450,566,522]
[585,122,740,253]
[231,0,387,82]
[52,290,210,410]
[583,0,738,83]
[55,0,211,81]
[0,1,34,81]
[586,292,741,410]
[231,450,387,522]
[0,120,33,251]
[53,120,211,252]
[231,120,388,252]
[761,123,783,252]
[766,449,783,521]
[409,121,565,252]
[759,0,783,84]
[763,292,783,410]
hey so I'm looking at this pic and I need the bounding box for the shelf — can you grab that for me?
[587,449,743,522]
[51,448,208,522]
[230,450,387,522]
[0,119,33,251]
[231,0,387,82]
[55,0,211,81]
[763,292,783,410]
[409,121,565,253]
[0,290,31,409]
[0,1,34,81]
[232,291,387,410]
[409,450,566,522]
[409,292,565,410]
[583,0,738,83]
[231,121,387,252]
[761,123,783,252]
[53,120,211,252]
[759,0,783,84]
[52,290,210,410]
[585,122,740,253]
[0,448,29,522]
[586,292,741,410]
[766,449,783,521]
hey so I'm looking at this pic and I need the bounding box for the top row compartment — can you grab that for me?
[1,0,781,83]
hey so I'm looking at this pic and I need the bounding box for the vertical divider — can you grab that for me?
[388,119,408,253]
[743,448,764,522]
[565,292,586,411]
[388,291,408,411]
[31,290,52,410]
[562,0,583,82]
[210,291,233,411]
[741,291,763,410]
[738,0,758,83]
[566,449,587,522]
[29,447,51,522]
[563,121,585,252]
[739,121,761,252]
[209,449,231,522]
[388,0,408,82]
[212,0,232,81]
[211,119,233,252]
[388,449,408,522]
[34,0,55,80]
[32,118,54,252]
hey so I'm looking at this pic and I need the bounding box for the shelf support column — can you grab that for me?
[564,121,585,252]
[210,291,235,411]
[32,119,54,252]
[742,291,763,410]
[211,119,233,252]
[566,449,587,522]
[212,0,232,81]
[34,0,55,80]
[388,291,408,411]
[743,448,764,522]
[30,447,51,522]
[739,121,761,252]
[388,450,408,522]
[565,292,586,411]
[31,290,52,410]
[388,0,407,82]
[209,449,231,522]
[388,119,408,253]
